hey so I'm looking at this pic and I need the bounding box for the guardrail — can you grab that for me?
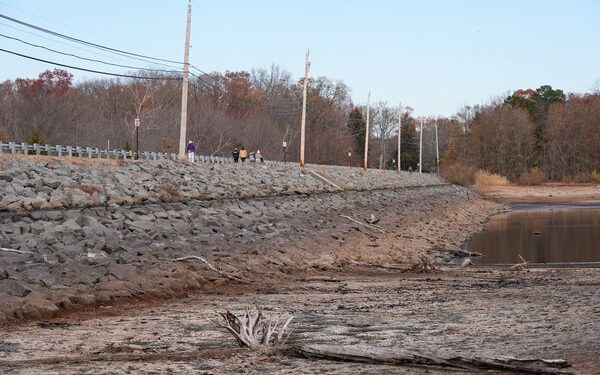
[0,141,234,164]
[0,140,400,173]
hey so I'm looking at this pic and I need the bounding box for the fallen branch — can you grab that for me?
[349,259,407,272]
[0,247,35,255]
[173,256,247,283]
[0,347,246,368]
[340,215,385,233]
[215,306,293,349]
[510,255,529,271]
[297,344,573,374]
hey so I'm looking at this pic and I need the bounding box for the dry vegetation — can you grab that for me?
[473,170,510,187]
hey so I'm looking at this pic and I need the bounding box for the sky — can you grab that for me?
[0,0,599,117]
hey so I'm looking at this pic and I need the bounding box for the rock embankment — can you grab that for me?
[0,155,501,325]
[0,155,443,211]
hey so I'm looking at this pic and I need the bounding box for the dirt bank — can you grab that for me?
[0,184,502,325]
[477,184,600,204]
[1,267,598,374]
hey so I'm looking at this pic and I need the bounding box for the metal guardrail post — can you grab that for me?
[67,146,72,157]
[9,142,15,154]
[57,145,62,157]
[45,144,51,155]
[21,142,26,155]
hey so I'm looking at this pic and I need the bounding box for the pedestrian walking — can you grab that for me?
[256,149,264,163]
[239,147,248,162]
[186,140,196,162]
[249,151,256,162]
[232,147,240,163]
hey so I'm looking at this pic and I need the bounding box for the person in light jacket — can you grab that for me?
[239,147,248,162]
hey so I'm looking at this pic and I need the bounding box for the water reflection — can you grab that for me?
[466,205,600,265]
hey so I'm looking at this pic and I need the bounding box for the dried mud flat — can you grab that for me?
[477,185,600,204]
[1,267,598,375]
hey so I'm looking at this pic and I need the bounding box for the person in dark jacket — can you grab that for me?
[232,147,240,163]
[186,141,196,162]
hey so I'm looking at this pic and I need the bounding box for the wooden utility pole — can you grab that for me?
[397,104,402,173]
[300,50,310,168]
[419,118,423,173]
[435,121,440,173]
[135,117,140,160]
[364,91,371,170]
[178,0,192,162]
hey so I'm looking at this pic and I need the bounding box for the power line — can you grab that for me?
[0,33,183,75]
[0,13,184,66]
[0,47,182,80]
[0,20,180,70]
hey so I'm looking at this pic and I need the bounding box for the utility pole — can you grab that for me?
[435,120,440,173]
[397,103,402,174]
[419,118,423,173]
[178,0,192,162]
[364,91,371,170]
[135,117,140,160]
[300,49,310,168]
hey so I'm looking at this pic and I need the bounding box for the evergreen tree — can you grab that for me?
[346,107,366,156]
[400,113,418,170]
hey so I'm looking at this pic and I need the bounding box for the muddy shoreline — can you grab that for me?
[1,268,598,374]
[2,176,598,373]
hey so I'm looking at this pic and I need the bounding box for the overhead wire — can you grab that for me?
[0,13,184,68]
[0,33,184,75]
[0,47,182,80]
[0,20,182,70]
[0,13,302,116]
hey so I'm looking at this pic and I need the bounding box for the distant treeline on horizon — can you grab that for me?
[1,67,598,183]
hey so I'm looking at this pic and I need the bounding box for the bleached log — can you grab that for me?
[297,344,573,374]
[510,255,529,271]
[340,215,385,233]
[0,247,35,255]
[173,255,246,283]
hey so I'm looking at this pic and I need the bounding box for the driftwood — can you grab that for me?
[510,255,529,271]
[340,215,385,233]
[173,256,246,283]
[216,306,293,349]
[0,247,35,255]
[349,259,407,272]
[297,344,573,374]
[460,257,473,267]
[349,256,437,273]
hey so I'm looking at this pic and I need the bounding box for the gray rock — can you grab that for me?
[43,180,61,189]
[21,291,59,319]
[0,279,32,297]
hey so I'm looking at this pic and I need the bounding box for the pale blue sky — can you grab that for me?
[1,0,598,116]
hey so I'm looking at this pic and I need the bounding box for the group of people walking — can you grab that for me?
[185,141,264,164]
[232,147,263,163]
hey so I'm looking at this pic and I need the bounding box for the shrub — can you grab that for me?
[473,170,510,187]
[440,163,475,186]
[574,172,591,183]
[592,170,600,184]
[562,174,573,184]
[518,167,545,186]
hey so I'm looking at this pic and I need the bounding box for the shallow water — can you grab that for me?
[466,204,600,266]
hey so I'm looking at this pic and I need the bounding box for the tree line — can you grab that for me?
[0,67,598,183]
